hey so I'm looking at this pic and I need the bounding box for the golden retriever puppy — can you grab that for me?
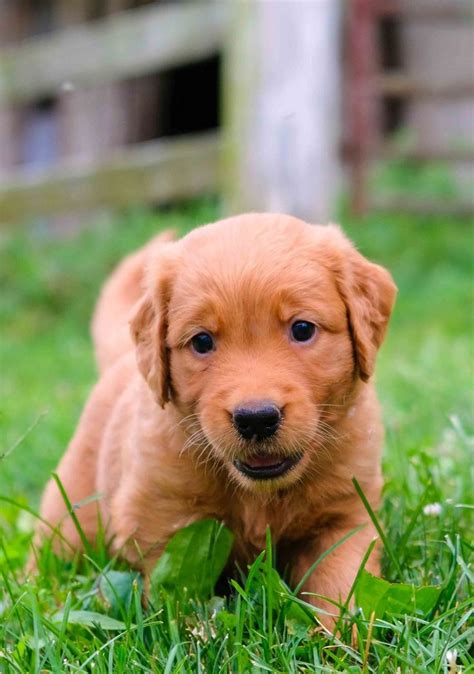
[35,213,396,627]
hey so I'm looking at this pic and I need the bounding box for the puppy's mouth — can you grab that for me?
[233,452,302,480]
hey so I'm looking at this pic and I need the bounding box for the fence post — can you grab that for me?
[0,2,27,176]
[347,0,380,216]
[222,0,343,223]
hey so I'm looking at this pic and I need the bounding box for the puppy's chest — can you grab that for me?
[227,498,322,560]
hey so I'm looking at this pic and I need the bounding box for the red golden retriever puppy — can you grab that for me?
[34,213,397,627]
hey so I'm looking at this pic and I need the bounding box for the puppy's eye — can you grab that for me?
[190,332,215,355]
[290,320,317,343]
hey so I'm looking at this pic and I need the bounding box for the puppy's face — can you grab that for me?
[132,214,396,492]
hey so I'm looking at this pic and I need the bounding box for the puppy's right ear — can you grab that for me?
[319,224,397,383]
[337,250,397,382]
[129,251,175,408]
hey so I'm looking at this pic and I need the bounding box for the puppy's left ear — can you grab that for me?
[337,247,397,382]
[129,250,176,408]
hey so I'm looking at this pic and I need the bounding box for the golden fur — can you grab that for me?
[34,213,397,628]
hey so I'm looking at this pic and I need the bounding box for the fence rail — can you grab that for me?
[0,3,229,105]
[379,73,474,100]
[378,0,474,21]
[0,132,220,221]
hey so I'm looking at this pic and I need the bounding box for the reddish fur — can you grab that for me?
[91,230,176,373]
[34,213,397,629]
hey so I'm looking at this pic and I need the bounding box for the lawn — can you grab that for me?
[0,198,472,672]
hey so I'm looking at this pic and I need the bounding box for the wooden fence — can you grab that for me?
[0,4,228,106]
[0,2,229,224]
[0,132,220,222]
[0,0,473,224]
[346,0,474,216]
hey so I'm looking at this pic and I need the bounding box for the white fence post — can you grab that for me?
[223,0,343,223]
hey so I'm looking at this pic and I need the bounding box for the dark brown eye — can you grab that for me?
[191,332,215,354]
[290,321,317,343]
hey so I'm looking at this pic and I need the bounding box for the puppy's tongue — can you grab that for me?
[244,454,282,468]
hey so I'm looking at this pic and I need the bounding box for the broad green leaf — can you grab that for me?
[151,518,234,599]
[99,570,142,612]
[355,570,441,620]
[52,609,127,631]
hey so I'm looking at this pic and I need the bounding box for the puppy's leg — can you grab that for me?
[33,434,102,559]
[292,520,379,631]
[108,480,199,573]
[29,367,128,568]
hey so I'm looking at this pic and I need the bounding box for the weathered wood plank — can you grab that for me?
[342,142,474,163]
[378,73,474,99]
[0,3,230,105]
[0,132,220,223]
[378,0,474,21]
[347,0,381,216]
[223,0,342,222]
[0,0,30,174]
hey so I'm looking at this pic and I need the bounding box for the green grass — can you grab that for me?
[0,198,473,672]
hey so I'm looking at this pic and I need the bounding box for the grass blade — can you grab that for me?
[352,477,403,578]
[52,472,94,558]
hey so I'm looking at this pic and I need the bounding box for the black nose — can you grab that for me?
[233,402,281,440]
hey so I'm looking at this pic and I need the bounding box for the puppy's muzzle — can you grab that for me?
[232,401,281,441]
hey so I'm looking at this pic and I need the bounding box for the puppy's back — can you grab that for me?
[91,230,175,373]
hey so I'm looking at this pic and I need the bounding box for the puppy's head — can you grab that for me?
[131,214,396,491]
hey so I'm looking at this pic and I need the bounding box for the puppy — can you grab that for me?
[35,213,396,627]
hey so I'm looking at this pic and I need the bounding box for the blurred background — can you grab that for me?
[0,1,473,519]
[0,0,473,224]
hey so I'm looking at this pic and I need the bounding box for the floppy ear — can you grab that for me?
[129,252,175,408]
[337,248,397,382]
